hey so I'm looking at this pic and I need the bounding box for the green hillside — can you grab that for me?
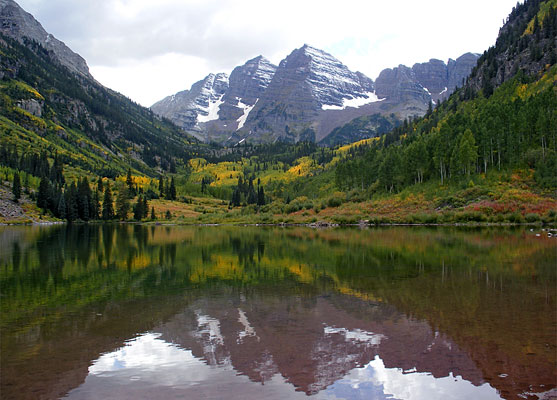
[0,0,555,225]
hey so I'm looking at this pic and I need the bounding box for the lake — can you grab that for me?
[0,225,555,400]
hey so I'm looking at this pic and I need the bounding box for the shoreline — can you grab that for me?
[1,219,556,230]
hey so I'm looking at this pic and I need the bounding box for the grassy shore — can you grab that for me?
[2,169,556,226]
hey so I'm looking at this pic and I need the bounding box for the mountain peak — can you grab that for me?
[0,0,92,79]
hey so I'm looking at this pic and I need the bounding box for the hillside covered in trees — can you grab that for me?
[0,0,555,225]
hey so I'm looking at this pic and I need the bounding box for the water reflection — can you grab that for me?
[0,225,555,400]
[70,332,499,400]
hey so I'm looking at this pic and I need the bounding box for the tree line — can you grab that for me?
[335,73,557,193]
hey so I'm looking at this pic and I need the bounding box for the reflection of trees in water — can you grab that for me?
[229,235,265,269]
[11,242,20,271]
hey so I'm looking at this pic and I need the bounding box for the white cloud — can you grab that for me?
[17,0,520,106]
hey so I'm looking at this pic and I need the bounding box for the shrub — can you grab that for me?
[506,213,524,223]
[327,192,344,208]
[285,202,301,214]
[454,211,486,223]
[409,213,439,224]
[524,213,540,223]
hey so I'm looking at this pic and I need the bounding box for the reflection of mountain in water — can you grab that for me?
[1,225,555,400]
[156,293,486,396]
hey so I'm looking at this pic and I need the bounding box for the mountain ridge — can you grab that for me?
[152,45,478,146]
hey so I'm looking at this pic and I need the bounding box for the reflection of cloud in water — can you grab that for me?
[323,356,502,400]
[71,332,307,399]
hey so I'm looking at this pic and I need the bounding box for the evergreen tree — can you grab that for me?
[133,195,146,220]
[91,190,100,220]
[169,177,177,200]
[37,177,50,210]
[65,182,78,222]
[142,196,149,218]
[247,178,256,204]
[151,206,156,220]
[97,177,104,192]
[12,172,21,202]
[57,192,66,219]
[77,177,92,221]
[257,185,265,206]
[115,185,130,221]
[102,182,115,220]
[158,176,165,198]
[126,168,136,196]
[231,187,241,207]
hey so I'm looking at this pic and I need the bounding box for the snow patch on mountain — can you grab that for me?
[236,98,258,130]
[421,85,432,96]
[321,91,385,111]
[197,94,224,123]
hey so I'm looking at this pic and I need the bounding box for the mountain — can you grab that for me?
[0,0,91,79]
[332,0,556,196]
[151,56,277,143]
[0,0,200,177]
[152,45,478,146]
[240,45,382,144]
[467,0,557,96]
[151,72,230,141]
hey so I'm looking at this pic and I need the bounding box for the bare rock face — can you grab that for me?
[375,65,429,104]
[16,98,43,117]
[0,0,92,79]
[448,52,482,91]
[412,58,448,100]
[376,54,480,108]
[152,58,277,143]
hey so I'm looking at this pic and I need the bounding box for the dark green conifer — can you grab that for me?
[102,183,114,220]
[12,172,21,202]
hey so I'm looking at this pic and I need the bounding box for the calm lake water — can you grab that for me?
[0,225,555,400]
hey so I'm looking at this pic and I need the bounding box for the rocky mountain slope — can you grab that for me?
[152,56,277,143]
[0,0,91,79]
[467,0,557,96]
[0,0,200,176]
[152,45,478,146]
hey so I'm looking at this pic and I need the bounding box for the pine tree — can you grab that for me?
[151,206,156,220]
[169,177,177,200]
[158,176,165,198]
[57,192,66,219]
[133,195,145,220]
[102,182,115,220]
[65,182,78,222]
[257,186,265,206]
[12,172,21,202]
[126,168,136,196]
[115,185,130,221]
[142,196,149,218]
[91,190,100,220]
[37,177,50,210]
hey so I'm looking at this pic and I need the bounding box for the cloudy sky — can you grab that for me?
[17,0,520,107]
